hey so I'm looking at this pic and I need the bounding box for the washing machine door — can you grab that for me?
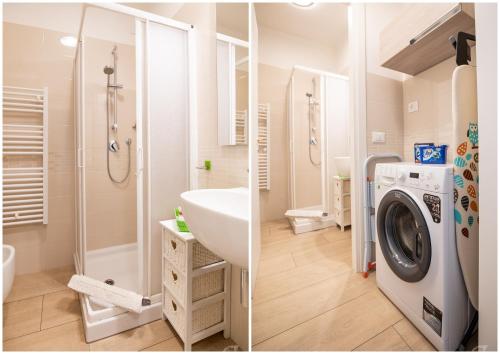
[377,189,431,282]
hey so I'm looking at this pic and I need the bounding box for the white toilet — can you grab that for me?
[3,245,15,302]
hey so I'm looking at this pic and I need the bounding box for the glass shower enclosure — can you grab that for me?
[287,65,349,234]
[74,3,195,342]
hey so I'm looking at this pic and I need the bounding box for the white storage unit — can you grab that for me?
[160,220,231,351]
[332,176,351,231]
[3,86,49,227]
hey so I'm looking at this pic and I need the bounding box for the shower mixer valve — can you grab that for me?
[109,140,119,152]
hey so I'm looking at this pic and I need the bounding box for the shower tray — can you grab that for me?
[73,243,162,342]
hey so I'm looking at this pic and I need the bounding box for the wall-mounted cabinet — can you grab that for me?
[380,3,475,76]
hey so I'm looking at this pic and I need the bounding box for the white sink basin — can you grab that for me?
[180,188,248,268]
[334,156,351,177]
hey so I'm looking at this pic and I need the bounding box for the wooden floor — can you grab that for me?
[3,266,235,351]
[252,219,435,351]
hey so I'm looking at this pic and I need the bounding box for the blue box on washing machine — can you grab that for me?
[418,145,448,164]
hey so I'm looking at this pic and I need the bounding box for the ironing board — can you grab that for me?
[452,64,479,310]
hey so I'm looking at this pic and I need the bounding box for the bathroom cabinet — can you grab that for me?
[332,176,351,231]
[380,3,475,75]
[160,220,231,351]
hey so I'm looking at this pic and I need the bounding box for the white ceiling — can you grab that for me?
[255,3,348,48]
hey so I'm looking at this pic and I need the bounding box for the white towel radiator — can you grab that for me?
[3,85,48,226]
[258,103,270,190]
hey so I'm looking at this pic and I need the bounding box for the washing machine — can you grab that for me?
[374,162,469,351]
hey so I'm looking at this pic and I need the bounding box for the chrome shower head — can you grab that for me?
[103,66,114,75]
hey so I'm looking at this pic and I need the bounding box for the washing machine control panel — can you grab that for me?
[375,163,453,194]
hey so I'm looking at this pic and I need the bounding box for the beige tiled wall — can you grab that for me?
[292,70,322,209]
[83,37,137,251]
[3,22,76,274]
[402,56,458,163]
[258,64,290,222]
[366,73,405,158]
[173,4,249,191]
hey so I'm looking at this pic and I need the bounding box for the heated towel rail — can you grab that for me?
[258,103,270,190]
[235,109,248,145]
[3,86,48,226]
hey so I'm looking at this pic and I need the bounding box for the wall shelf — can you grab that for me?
[380,3,475,76]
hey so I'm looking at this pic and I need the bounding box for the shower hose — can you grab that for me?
[106,87,131,183]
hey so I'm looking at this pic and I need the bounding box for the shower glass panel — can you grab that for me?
[145,21,190,296]
[289,69,324,211]
[74,4,193,340]
[80,7,138,293]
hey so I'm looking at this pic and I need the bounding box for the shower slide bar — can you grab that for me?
[3,86,48,227]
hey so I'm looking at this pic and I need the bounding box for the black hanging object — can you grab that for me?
[449,31,476,66]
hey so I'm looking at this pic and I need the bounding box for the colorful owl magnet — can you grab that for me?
[467,122,479,149]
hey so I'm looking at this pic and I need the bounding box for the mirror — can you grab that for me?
[217,33,248,146]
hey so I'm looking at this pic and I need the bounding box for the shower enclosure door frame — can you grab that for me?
[287,65,330,214]
[75,3,197,302]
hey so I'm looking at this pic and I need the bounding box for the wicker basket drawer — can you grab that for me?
[334,208,351,226]
[164,260,187,305]
[333,194,351,209]
[164,260,225,307]
[334,178,350,194]
[192,299,224,333]
[164,288,225,336]
[164,231,188,272]
[164,289,187,336]
[193,269,224,302]
[192,242,223,269]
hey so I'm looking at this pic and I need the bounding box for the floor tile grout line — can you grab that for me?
[252,288,375,347]
[139,333,179,352]
[3,317,82,344]
[260,244,352,260]
[2,328,41,343]
[256,247,353,283]
[253,266,354,306]
[40,294,45,332]
[392,320,414,351]
[5,286,72,304]
[256,253,352,282]
[350,320,403,351]
[41,317,81,333]
[137,330,178,352]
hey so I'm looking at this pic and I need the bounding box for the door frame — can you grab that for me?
[348,3,368,273]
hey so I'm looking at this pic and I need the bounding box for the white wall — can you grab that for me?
[475,3,498,350]
[364,4,405,159]
[365,3,407,80]
[258,26,346,74]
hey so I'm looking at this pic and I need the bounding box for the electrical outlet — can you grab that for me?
[408,101,419,113]
[372,131,386,143]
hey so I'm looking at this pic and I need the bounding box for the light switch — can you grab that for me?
[408,101,419,113]
[372,131,386,143]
